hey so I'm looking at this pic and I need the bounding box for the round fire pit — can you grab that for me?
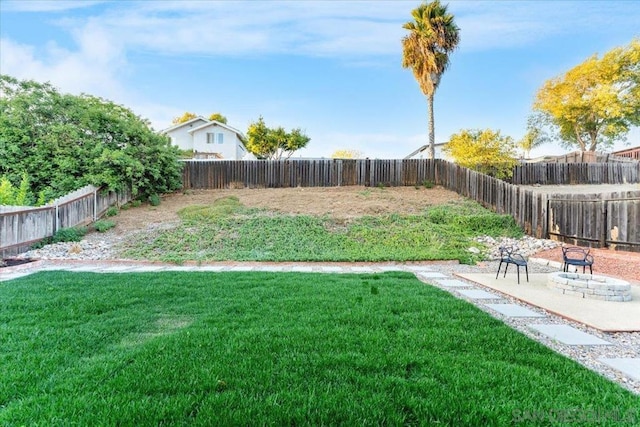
[547,272,631,302]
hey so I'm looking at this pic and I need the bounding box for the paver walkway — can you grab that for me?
[1,259,638,393]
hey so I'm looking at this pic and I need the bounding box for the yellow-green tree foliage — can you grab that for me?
[208,113,228,124]
[444,129,518,179]
[245,116,310,160]
[331,149,363,159]
[172,112,198,124]
[533,39,639,152]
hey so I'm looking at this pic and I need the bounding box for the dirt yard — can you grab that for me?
[112,186,466,233]
[108,186,639,283]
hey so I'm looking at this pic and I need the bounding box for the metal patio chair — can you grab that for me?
[496,246,528,284]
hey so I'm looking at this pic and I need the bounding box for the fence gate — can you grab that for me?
[547,197,640,252]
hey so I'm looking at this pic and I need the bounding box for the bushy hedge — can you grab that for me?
[0,75,182,202]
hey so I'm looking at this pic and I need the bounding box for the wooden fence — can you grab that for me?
[0,185,131,257]
[548,191,640,252]
[181,159,640,252]
[539,151,638,163]
[182,159,551,239]
[512,162,640,185]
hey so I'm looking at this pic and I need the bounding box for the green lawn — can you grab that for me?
[1,271,637,426]
[118,198,522,264]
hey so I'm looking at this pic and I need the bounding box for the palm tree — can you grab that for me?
[402,1,460,159]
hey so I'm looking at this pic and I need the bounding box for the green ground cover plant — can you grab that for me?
[120,198,521,264]
[1,272,636,425]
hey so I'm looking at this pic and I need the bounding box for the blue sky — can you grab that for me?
[1,0,639,159]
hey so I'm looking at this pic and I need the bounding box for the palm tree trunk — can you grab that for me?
[427,94,435,159]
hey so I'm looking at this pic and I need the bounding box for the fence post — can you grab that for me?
[601,198,608,248]
[55,203,59,234]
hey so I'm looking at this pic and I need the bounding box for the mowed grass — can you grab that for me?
[1,272,638,426]
[119,198,522,264]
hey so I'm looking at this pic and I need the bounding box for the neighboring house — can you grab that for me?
[404,143,449,160]
[613,145,640,161]
[161,116,256,160]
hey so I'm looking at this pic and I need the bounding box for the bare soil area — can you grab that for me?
[106,186,639,283]
[112,186,466,233]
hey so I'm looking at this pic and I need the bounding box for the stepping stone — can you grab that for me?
[127,266,169,272]
[321,266,344,272]
[457,289,501,300]
[405,266,434,272]
[99,266,140,272]
[528,324,611,345]
[0,272,32,281]
[598,358,640,381]
[416,272,448,278]
[436,279,471,288]
[377,266,403,271]
[228,266,255,272]
[194,266,226,272]
[64,266,101,272]
[485,303,546,318]
[290,266,314,272]
[350,267,375,272]
[258,266,285,272]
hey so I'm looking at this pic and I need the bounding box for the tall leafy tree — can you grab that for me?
[208,112,228,124]
[245,116,310,160]
[331,149,364,159]
[443,129,518,179]
[172,112,198,124]
[402,0,460,159]
[518,120,548,159]
[0,75,182,201]
[532,39,639,152]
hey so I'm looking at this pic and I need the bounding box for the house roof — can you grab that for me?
[613,145,640,155]
[404,143,447,159]
[159,116,209,134]
[187,120,247,140]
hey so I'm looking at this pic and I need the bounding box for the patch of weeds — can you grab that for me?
[52,226,88,243]
[358,190,372,197]
[105,206,119,217]
[178,196,246,223]
[131,200,142,207]
[422,180,435,189]
[93,219,116,233]
[31,237,52,249]
[149,194,161,206]
[120,203,131,211]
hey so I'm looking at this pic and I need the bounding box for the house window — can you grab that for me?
[207,133,224,144]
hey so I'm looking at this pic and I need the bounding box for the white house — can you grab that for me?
[404,143,450,160]
[161,117,256,160]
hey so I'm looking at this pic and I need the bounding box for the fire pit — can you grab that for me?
[547,272,631,302]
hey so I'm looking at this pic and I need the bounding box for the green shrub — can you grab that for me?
[93,220,116,233]
[422,180,435,189]
[52,227,88,243]
[105,206,119,217]
[31,237,52,250]
[149,194,161,206]
[120,203,130,211]
[131,200,142,207]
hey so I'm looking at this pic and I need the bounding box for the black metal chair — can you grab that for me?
[562,246,594,274]
[496,246,528,284]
